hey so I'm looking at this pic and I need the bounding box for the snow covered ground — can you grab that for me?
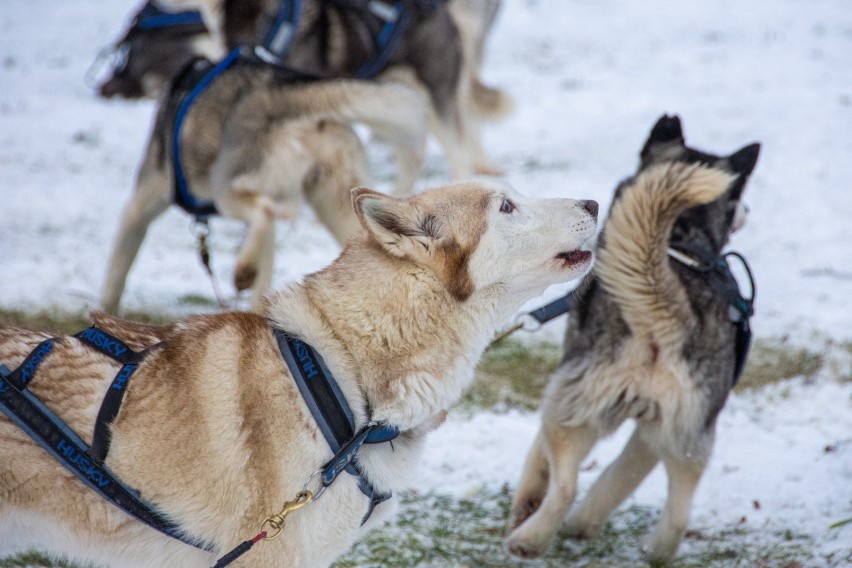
[1,0,851,565]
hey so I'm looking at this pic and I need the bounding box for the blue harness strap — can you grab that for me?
[262,0,303,59]
[171,48,245,219]
[355,1,411,79]
[0,331,212,551]
[135,1,206,32]
[273,328,399,523]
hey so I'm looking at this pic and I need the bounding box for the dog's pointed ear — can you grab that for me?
[352,187,442,259]
[728,143,761,177]
[641,114,685,164]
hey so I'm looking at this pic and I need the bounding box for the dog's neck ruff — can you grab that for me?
[0,327,213,552]
[273,327,399,522]
[667,243,756,385]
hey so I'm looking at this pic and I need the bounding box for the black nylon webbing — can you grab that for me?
[75,327,144,462]
[0,364,211,551]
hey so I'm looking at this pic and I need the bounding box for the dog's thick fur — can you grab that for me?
[506,115,760,564]
[100,63,428,313]
[2,180,597,567]
[97,0,511,177]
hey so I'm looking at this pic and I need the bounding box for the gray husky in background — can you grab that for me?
[95,0,511,178]
[506,115,760,564]
[100,63,427,314]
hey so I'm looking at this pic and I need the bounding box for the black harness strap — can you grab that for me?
[74,327,145,462]
[4,338,54,391]
[0,328,212,552]
[528,294,574,326]
[273,328,399,523]
[668,244,756,386]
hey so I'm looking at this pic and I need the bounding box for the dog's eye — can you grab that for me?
[499,197,515,214]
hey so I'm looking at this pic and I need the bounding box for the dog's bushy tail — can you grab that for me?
[260,80,428,154]
[596,162,735,349]
[469,79,513,120]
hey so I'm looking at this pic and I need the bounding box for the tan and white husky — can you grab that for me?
[1,179,597,567]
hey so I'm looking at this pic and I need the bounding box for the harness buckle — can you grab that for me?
[260,490,314,540]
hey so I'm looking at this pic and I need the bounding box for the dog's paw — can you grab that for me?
[509,497,541,530]
[505,531,548,560]
[234,264,258,291]
[640,531,679,566]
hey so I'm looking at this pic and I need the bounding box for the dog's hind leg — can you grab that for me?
[642,453,706,564]
[564,427,660,539]
[100,155,171,313]
[510,429,549,529]
[427,103,477,180]
[506,423,597,559]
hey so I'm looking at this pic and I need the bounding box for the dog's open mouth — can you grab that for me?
[555,249,593,268]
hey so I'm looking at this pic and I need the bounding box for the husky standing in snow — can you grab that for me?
[2,180,597,567]
[95,0,512,178]
[100,62,428,313]
[507,115,760,564]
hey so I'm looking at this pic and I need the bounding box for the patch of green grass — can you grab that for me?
[0,551,89,568]
[177,293,219,308]
[0,307,174,335]
[334,487,816,568]
[461,338,561,412]
[735,338,824,392]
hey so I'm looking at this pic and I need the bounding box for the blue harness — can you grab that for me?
[0,324,398,562]
[169,0,419,219]
[134,0,206,32]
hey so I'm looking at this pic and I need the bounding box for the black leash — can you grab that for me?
[491,293,576,344]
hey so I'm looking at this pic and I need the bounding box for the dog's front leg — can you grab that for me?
[101,162,171,313]
[222,192,279,297]
[506,423,597,559]
[426,102,477,180]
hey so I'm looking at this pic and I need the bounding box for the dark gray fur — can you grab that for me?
[566,114,760,433]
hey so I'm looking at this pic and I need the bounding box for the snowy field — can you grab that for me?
[1,0,851,566]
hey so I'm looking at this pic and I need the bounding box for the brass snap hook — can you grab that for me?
[259,490,313,540]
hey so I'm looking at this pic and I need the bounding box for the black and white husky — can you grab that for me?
[507,115,761,564]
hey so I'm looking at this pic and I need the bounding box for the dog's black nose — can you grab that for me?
[581,200,599,219]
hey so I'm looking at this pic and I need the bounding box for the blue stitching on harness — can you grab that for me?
[0,350,212,551]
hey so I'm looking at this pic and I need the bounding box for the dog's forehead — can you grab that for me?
[416,179,502,214]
